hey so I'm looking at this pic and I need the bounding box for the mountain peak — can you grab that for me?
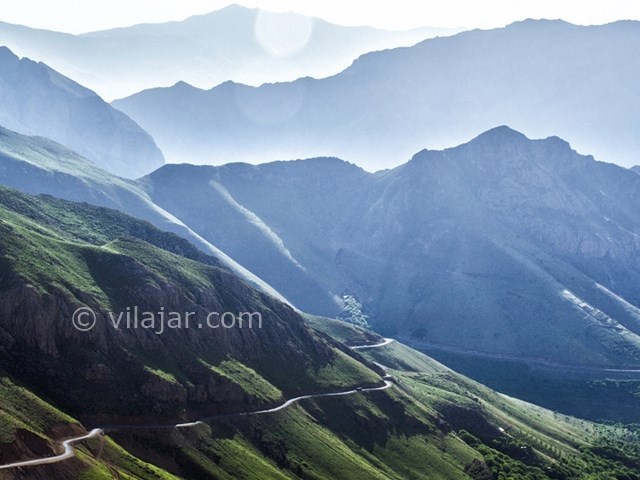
[173,80,196,89]
[408,127,529,165]
[537,134,573,151]
[462,127,580,164]
[0,48,164,178]
[507,18,574,29]
[0,45,18,63]
[471,125,529,144]
[256,156,370,177]
[186,4,256,23]
[207,4,254,15]
[408,127,579,170]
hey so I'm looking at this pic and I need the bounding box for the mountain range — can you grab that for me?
[0,46,163,178]
[139,127,640,372]
[114,19,640,170]
[0,183,638,478]
[3,121,640,421]
[0,184,381,421]
[3,9,640,479]
[0,5,454,100]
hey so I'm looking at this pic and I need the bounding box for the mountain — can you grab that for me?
[140,127,640,365]
[0,184,381,422]
[114,19,640,169]
[3,123,640,422]
[138,157,373,314]
[137,127,640,421]
[0,5,455,100]
[0,125,283,302]
[0,47,163,178]
[0,189,638,479]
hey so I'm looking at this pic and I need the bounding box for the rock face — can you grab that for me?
[142,127,640,367]
[0,47,164,178]
[114,19,640,170]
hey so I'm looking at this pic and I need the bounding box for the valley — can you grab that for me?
[1,4,640,479]
[2,123,640,425]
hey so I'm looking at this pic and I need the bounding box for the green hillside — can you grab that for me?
[339,326,640,479]
[0,372,179,480]
[0,186,380,422]
[104,319,640,480]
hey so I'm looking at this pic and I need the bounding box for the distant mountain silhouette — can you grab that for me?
[0,5,453,99]
[115,19,640,169]
[0,47,164,178]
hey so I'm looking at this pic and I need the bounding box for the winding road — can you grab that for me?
[351,338,394,350]
[0,339,394,470]
[0,429,103,471]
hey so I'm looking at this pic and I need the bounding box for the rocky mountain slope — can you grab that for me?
[139,157,372,314]
[0,47,163,178]
[140,127,640,372]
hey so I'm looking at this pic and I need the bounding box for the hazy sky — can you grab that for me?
[2,0,640,33]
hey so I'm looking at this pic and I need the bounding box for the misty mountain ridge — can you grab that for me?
[0,124,288,305]
[0,4,455,100]
[0,46,164,178]
[114,18,640,171]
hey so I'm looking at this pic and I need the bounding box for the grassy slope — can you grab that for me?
[5,315,639,479]
[304,314,384,346]
[0,127,125,183]
[112,390,480,480]
[359,340,640,479]
[0,372,179,480]
[0,185,219,266]
[114,321,640,480]
[418,346,640,423]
